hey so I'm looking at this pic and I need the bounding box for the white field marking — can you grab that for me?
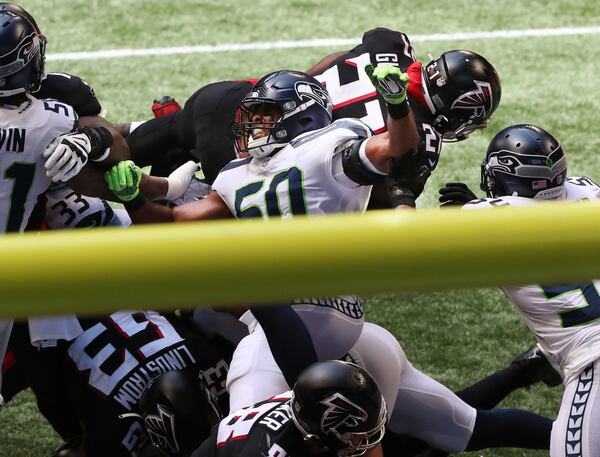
[46,26,600,62]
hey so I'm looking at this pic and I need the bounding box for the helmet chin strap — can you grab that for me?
[248,134,284,158]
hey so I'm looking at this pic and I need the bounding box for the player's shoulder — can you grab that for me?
[463,195,535,210]
[217,156,253,175]
[36,72,101,116]
[290,118,372,149]
[565,176,600,201]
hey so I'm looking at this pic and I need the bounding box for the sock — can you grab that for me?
[466,408,552,451]
[455,364,529,409]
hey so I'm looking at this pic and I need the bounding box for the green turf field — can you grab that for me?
[2,0,600,455]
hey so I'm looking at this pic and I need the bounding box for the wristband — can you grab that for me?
[79,126,113,161]
[387,100,410,119]
[123,193,147,212]
[388,184,416,208]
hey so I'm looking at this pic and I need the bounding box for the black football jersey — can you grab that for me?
[314,28,443,203]
[34,72,102,117]
[193,393,310,457]
[62,311,234,457]
[128,80,253,182]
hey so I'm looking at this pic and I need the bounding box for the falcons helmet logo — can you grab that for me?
[320,392,368,437]
[143,404,180,454]
[450,80,494,119]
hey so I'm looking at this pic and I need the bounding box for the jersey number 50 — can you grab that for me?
[234,166,307,218]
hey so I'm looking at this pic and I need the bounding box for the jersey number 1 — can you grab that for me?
[4,162,36,232]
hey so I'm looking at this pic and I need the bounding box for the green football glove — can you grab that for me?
[105,160,142,202]
[365,64,409,105]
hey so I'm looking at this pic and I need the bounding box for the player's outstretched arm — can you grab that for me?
[106,161,233,224]
[363,65,419,173]
[78,115,130,165]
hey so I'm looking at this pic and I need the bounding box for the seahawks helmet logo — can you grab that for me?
[143,404,180,454]
[450,80,494,119]
[0,32,40,78]
[295,81,331,111]
[320,392,368,436]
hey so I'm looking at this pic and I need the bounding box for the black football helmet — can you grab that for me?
[233,70,332,158]
[481,124,567,199]
[291,360,387,457]
[0,5,45,97]
[139,370,223,457]
[422,50,501,142]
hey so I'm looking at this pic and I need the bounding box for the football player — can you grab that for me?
[308,28,501,208]
[194,360,387,457]
[44,309,236,457]
[449,124,600,457]
[106,67,418,411]
[0,4,131,399]
[121,28,500,210]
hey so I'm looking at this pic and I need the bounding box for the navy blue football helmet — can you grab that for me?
[0,5,46,97]
[422,50,501,142]
[481,124,567,199]
[234,70,332,158]
[291,361,387,457]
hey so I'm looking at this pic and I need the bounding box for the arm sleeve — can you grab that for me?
[249,304,318,387]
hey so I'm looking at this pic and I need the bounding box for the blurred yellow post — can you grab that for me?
[1,201,600,319]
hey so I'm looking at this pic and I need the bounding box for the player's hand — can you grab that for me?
[43,132,91,182]
[365,64,409,105]
[439,182,478,207]
[105,160,142,202]
[164,161,200,200]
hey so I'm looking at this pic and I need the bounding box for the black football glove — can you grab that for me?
[438,182,478,207]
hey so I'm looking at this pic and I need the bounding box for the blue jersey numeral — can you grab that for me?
[541,283,600,327]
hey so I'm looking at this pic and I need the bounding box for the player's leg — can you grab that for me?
[550,360,600,457]
[127,112,193,171]
[345,322,408,418]
[347,323,552,454]
[9,322,83,442]
[227,298,364,412]
[456,343,562,410]
[0,319,13,397]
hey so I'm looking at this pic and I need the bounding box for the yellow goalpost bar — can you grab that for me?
[1,200,599,319]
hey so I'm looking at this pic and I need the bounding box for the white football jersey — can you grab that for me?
[212,119,373,219]
[0,96,76,233]
[45,183,131,229]
[464,178,600,382]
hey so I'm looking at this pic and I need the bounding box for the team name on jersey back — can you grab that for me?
[68,311,197,411]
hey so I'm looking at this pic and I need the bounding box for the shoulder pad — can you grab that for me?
[340,139,386,185]
[463,196,533,210]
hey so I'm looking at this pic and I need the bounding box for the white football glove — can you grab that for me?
[43,132,91,182]
[163,161,201,201]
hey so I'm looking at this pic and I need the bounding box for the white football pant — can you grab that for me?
[551,359,600,457]
[227,297,364,411]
